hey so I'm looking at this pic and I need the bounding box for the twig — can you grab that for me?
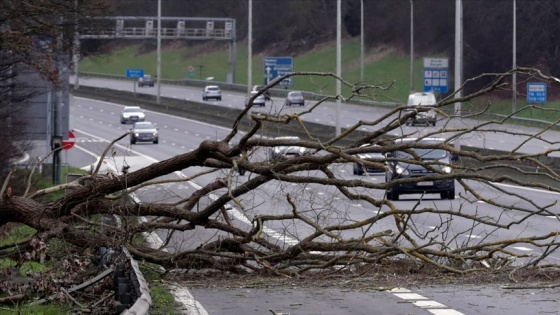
[92,132,129,177]
[61,288,85,308]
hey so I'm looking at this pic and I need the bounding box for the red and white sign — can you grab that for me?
[62,130,76,150]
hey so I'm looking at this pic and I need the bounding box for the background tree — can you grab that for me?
[0,0,112,177]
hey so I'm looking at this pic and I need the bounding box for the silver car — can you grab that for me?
[269,136,306,161]
[284,91,305,106]
[120,106,146,124]
[202,85,222,101]
[353,144,385,175]
[249,91,265,107]
[138,74,154,87]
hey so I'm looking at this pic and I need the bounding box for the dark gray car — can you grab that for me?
[138,74,155,87]
[130,121,159,145]
[385,138,456,200]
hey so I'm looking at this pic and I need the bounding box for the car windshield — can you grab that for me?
[397,148,448,160]
[124,107,142,113]
[134,122,155,130]
[143,75,152,79]
[407,94,436,105]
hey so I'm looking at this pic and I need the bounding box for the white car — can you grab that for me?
[202,85,222,101]
[405,92,437,126]
[248,91,265,107]
[120,106,146,124]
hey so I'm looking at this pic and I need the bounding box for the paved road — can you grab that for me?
[31,95,557,315]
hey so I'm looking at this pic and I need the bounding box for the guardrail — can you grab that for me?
[78,71,560,128]
[115,248,152,315]
[77,71,399,107]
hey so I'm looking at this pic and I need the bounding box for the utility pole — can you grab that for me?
[410,0,414,92]
[336,0,341,136]
[512,0,517,113]
[156,0,161,104]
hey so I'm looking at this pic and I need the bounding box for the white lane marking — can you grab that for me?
[73,128,209,315]
[393,293,428,300]
[429,309,466,315]
[390,287,465,315]
[166,283,209,315]
[413,300,447,308]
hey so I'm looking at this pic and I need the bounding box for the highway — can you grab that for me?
[56,87,560,314]
[74,75,560,157]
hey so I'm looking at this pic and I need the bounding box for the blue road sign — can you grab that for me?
[264,57,293,87]
[423,68,449,93]
[126,68,144,78]
[527,82,547,103]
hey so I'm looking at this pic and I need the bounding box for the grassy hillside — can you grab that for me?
[80,38,425,103]
[79,38,560,122]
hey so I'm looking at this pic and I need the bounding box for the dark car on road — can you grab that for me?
[284,91,305,106]
[385,138,456,200]
[130,121,159,145]
[138,74,155,87]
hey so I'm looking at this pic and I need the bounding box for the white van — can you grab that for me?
[405,92,437,126]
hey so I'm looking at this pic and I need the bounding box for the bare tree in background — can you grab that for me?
[0,0,112,176]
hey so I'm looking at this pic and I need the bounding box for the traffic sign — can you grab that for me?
[264,57,293,87]
[527,82,547,103]
[62,131,76,150]
[423,57,449,93]
[126,68,144,78]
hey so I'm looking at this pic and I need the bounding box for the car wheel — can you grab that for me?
[387,191,399,201]
[130,138,136,145]
[218,97,222,101]
[203,97,206,101]
[432,121,437,126]
[300,103,304,106]
[153,139,159,144]
[354,164,364,175]
[442,189,455,200]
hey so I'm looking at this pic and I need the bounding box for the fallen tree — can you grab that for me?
[3,68,560,283]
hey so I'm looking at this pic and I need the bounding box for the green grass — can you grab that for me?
[80,38,426,103]
[80,38,560,124]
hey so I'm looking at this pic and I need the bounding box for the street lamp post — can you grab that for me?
[156,0,161,104]
[336,0,341,136]
[512,0,517,113]
[360,0,364,82]
[410,0,414,92]
[454,0,463,115]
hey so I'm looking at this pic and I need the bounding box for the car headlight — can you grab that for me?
[134,132,140,137]
[443,166,452,173]
[396,164,409,175]
[153,131,158,136]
